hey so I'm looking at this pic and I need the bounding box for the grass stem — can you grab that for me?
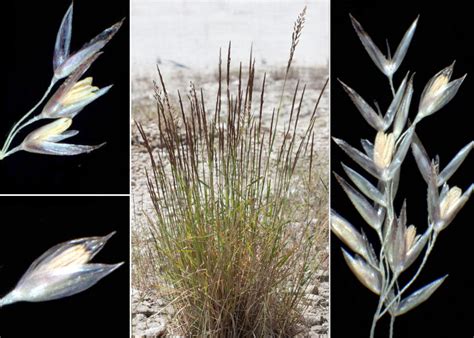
[1,78,56,155]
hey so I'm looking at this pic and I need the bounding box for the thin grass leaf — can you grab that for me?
[342,248,381,295]
[395,275,447,316]
[341,163,385,206]
[54,3,73,71]
[339,80,384,130]
[334,173,383,230]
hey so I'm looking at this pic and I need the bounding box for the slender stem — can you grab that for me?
[389,315,396,338]
[369,86,398,337]
[370,297,384,338]
[0,146,22,160]
[378,231,438,318]
[1,78,55,154]
[377,183,401,310]
[370,239,394,337]
[371,225,389,337]
[380,271,399,307]
[272,73,289,145]
[263,68,290,186]
[6,115,41,143]
[371,158,398,337]
[388,75,396,97]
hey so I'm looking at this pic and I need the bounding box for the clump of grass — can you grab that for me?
[134,7,329,337]
[332,15,472,338]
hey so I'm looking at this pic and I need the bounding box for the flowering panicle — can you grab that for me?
[332,14,472,337]
[0,2,123,160]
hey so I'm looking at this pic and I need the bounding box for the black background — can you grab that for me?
[1,0,129,194]
[0,197,129,336]
[331,1,473,337]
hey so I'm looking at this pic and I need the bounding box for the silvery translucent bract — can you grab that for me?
[0,232,122,307]
[20,118,105,156]
[53,3,124,80]
[0,2,123,160]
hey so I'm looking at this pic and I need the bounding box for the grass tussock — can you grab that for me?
[134,7,329,337]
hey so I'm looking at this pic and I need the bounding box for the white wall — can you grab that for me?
[132,0,329,75]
